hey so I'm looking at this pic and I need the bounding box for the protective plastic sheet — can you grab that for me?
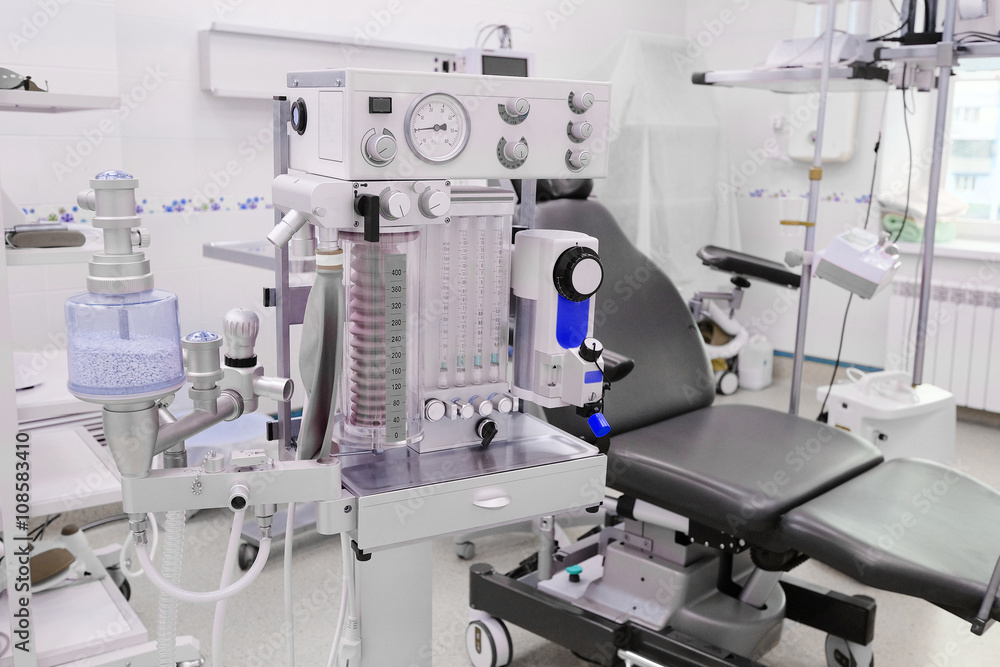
[589,32,740,286]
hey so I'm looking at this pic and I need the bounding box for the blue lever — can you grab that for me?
[588,413,611,438]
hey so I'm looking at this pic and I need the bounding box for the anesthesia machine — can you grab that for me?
[63,69,614,666]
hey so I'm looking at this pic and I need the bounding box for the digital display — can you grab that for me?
[369,97,393,113]
[481,55,529,78]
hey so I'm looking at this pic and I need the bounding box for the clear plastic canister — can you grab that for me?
[334,229,423,452]
[65,289,185,401]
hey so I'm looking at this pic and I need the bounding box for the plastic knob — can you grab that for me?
[567,564,583,583]
[365,133,397,164]
[503,140,529,162]
[587,413,611,438]
[418,188,450,218]
[380,190,411,220]
[568,150,592,170]
[490,393,514,414]
[224,308,260,362]
[553,246,604,302]
[132,228,151,249]
[424,398,447,422]
[477,419,499,447]
[579,338,604,363]
[505,97,530,116]
[472,396,494,417]
[569,121,593,140]
[453,400,474,420]
[570,90,595,112]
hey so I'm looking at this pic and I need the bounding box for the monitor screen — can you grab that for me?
[481,55,529,78]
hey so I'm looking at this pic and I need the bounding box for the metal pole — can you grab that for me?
[789,0,838,415]
[913,0,958,385]
[272,96,293,457]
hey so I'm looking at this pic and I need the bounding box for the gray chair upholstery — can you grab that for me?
[534,196,1000,624]
[533,198,882,536]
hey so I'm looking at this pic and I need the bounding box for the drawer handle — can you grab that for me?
[473,495,511,509]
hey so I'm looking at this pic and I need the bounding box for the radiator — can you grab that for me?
[885,278,1000,412]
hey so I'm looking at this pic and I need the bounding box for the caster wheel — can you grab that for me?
[118,579,131,601]
[456,541,476,560]
[466,617,512,667]
[238,543,258,571]
[716,370,739,396]
[826,635,874,667]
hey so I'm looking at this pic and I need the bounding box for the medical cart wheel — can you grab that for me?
[826,634,874,667]
[716,370,739,396]
[238,542,258,571]
[466,616,512,667]
[118,579,131,601]
[456,541,476,560]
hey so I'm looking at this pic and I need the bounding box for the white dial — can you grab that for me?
[405,92,471,164]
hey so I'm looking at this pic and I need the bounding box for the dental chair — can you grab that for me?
[466,196,1000,667]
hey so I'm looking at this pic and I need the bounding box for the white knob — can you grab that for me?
[365,133,397,164]
[424,399,447,422]
[503,140,529,162]
[472,396,494,417]
[224,308,260,361]
[380,190,411,220]
[570,121,593,140]
[504,97,530,116]
[490,393,514,414]
[453,400,474,420]
[570,90,594,112]
[568,150,592,170]
[418,189,450,218]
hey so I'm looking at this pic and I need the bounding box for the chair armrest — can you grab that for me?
[602,349,634,384]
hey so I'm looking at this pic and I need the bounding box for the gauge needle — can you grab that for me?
[414,123,448,131]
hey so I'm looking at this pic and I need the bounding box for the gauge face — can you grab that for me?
[405,92,470,163]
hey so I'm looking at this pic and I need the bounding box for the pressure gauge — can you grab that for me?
[405,92,471,164]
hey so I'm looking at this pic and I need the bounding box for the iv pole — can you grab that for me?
[788,0,839,415]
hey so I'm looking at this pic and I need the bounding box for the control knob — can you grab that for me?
[569,89,595,112]
[503,140,529,162]
[364,133,397,164]
[418,188,450,218]
[568,150,592,170]
[380,190,410,220]
[504,97,530,116]
[569,121,593,140]
[553,246,603,302]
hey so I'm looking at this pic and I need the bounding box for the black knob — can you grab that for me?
[477,419,499,447]
[553,246,603,302]
[355,194,380,242]
[579,337,603,363]
[290,98,308,135]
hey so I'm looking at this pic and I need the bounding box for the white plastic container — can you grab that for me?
[817,369,956,464]
[738,335,773,391]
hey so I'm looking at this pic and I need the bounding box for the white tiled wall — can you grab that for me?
[2,0,685,408]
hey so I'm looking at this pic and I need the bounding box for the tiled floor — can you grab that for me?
[80,357,1000,666]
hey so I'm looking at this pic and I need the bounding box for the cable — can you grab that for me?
[818,294,855,420]
[893,65,914,244]
[213,506,247,667]
[284,502,297,667]
[81,513,128,532]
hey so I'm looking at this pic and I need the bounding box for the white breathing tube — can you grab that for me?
[213,506,248,667]
[702,301,751,361]
[134,514,272,604]
[120,511,159,578]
